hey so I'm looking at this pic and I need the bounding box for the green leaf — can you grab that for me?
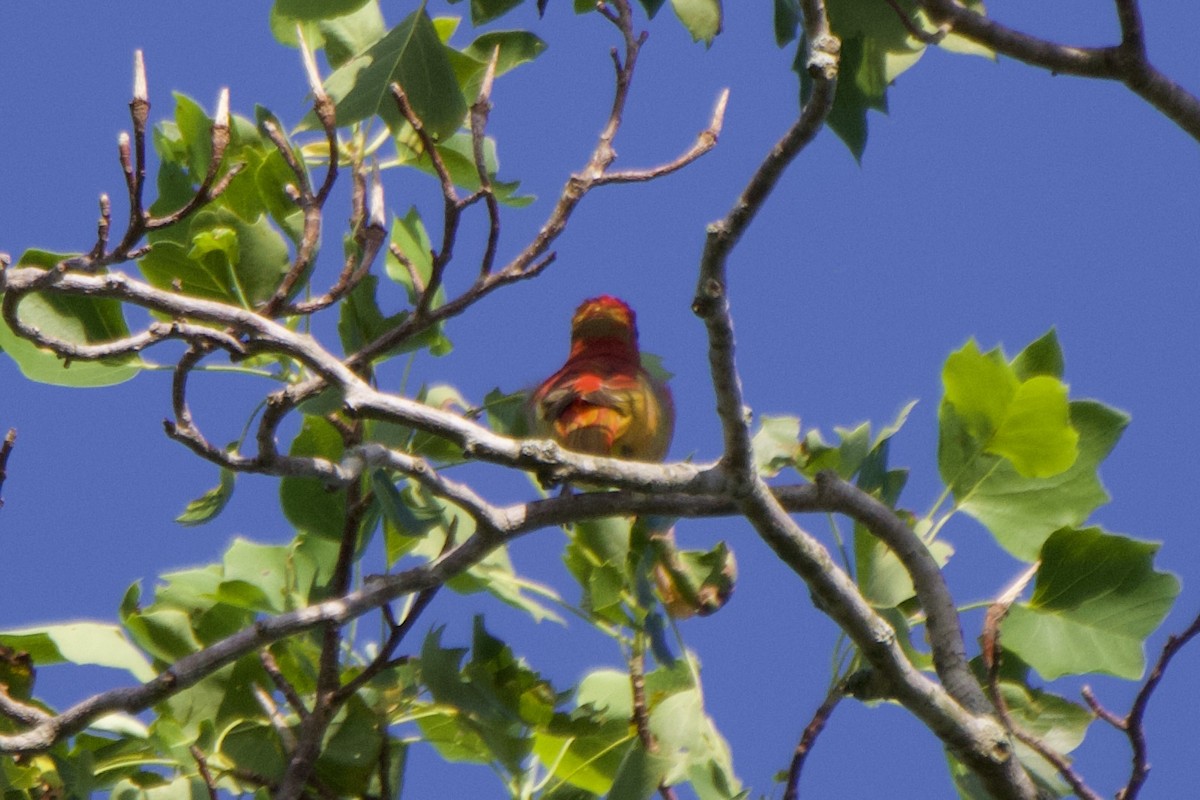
[1011,328,1064,380]
[316,696,384,793]
[0,251,142,387]
[140,210,291,308]
[483,387,531,438]
[1001,527,1180,679]
[670,0,722,45]
[122,608,203,662]
[220,720,287,781]
[274,0,371,20]
[320,9,467,139]
[418,626,533,772]
[468,0,524,25]
[941,338,1079,479]
[338,274,409,355]
[382,208,453,355]
[989,376,1079,477]
[280,416,347,539]
[751,415,801,477]
[773,0,801,46]
[221,538,297,613]
[941,400,1126,561]
[0,623,155,682]
[800,0,927,159]
[464,30,548,75]
[607,744,673,800]
[175,468,235,527]
[647,683,742,799]
[394,130,532,206]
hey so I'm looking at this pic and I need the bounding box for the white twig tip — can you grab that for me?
[368,169,386,228]
[132,50,148,102]
[297,26,328,101]
[215,88,230,129]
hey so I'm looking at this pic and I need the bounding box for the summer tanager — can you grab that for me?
[531,297,733,619]
[530,295,674,462]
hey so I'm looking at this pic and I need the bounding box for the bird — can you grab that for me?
[529,295,674,463]
[529,296,733,620]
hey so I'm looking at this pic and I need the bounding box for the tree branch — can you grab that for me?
[915,0,1200,142]
[1083,609,1200,800]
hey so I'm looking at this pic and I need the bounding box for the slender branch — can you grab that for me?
[782,684,845,800]
[260,649,310,721]
[980,566,1100,800]
[595,88,730,185]
[881,0,945,45]
[470,47,503,278]
[1083,610,1200,800]
[190,745,220,800]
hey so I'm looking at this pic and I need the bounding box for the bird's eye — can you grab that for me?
[620,444,634,457]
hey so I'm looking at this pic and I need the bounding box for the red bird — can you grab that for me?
[530,296,733,619]
[530,295,673,462]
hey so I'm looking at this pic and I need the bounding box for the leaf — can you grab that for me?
[941,400,1127,561]
[483,387,531,438]
[221,538,297,614]
[989,376,1079,477]
[140,210,291,308]
[773,0,801,47]
[0,250,142,387]
[0,623,155,682]
[274,0,372,20]
[799,0,926,159]
[122,608,203,662]
[607,744,673,800]
[941,338,1079,479]
[280,416,347,539]
[319,9,467,139]
[1011,328,1064,380]
[463,30,548,76]
[670,0,722,45]
[751,415,801,477]
[468,0,524,25]
[1001,527,1180,679]
[175,468,235,527]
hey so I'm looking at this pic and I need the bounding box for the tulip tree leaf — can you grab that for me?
[318,9,466,139]
[280,416,347,540]
[176,468,236,527]
[0,250,142,386]
[1001,527,1180,679]
[0,623,155,682]
[941,399,1126,561]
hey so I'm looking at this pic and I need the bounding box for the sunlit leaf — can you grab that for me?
[1002,527,1180,679]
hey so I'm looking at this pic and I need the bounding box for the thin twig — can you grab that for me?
[190,745,220,800]
[980,567,1100,800]
[881,0,946,44]
[470,47,503,278]
[0,429,15,510]
[261,649,310,720]
[1083,609,1200,800]
[783,684,845,800]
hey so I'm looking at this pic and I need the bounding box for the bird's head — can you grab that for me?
[569,295,639,353]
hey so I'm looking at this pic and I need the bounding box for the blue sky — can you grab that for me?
[2,2,1199,796]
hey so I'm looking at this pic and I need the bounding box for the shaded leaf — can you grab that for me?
[319,9,467,139]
